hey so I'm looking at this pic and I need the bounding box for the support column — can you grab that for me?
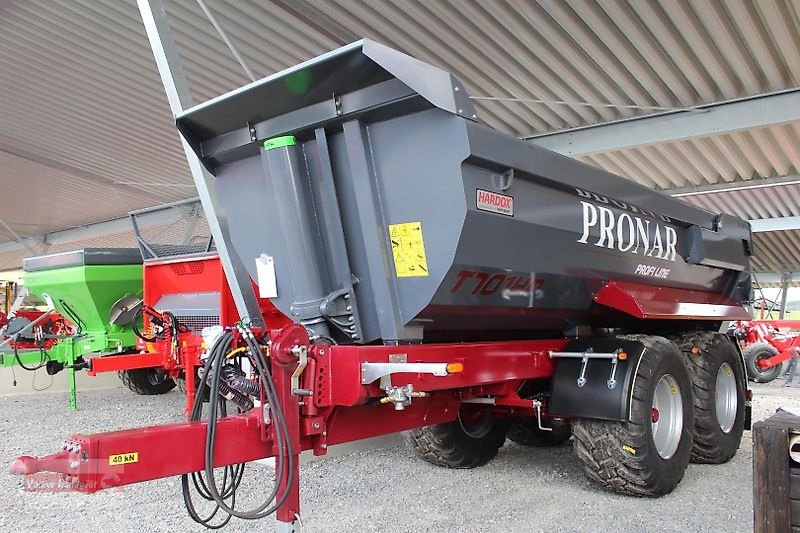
[780,272,791,320]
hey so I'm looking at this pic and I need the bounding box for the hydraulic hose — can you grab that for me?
[211,365,254,412]
[181,328,295,525]
[223,366,261,397]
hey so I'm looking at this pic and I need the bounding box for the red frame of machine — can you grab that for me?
[12,325,567,523]
[12,275,749,525]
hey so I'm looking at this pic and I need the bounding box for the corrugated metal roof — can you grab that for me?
[751,230,800,274]
[305,0,800,135]
[0,231,138,272]
[579,123,800,191]
[1,0,799,277]
[680,183,800,221]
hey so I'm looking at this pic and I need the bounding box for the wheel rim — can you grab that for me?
[715,362,738,433]
[751,351,781,381]
[755,353,774,374]
[147,369,168,386]
[651,374,683,459]
[755,353,778,374]
[458,412,493,439]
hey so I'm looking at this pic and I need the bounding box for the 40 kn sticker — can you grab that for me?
[388,222,429,278]
[109,452,138,466]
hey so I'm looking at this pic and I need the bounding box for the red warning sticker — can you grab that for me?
[476,189,514,217]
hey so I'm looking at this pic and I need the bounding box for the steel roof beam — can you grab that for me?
[754,272,800,285]
[749,216,800,233]
[527,90,800,156]
[667,174,800,197]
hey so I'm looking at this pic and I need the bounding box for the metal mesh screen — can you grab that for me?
[174,314,221,332]
[129,198,216,260]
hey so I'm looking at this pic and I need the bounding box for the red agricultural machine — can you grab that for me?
[10,18,754,532]
[0,309,75,354]
[86,200,290,412]
[731,320,800,383]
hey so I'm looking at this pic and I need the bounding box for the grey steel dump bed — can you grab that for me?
[175,39,752,344]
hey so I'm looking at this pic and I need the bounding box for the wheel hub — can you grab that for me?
[715,362,738,433]
[458,412,493,439]
[651,374,683,460]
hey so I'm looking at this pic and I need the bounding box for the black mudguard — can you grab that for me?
[549,337,647,422]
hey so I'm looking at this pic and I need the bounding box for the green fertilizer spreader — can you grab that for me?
[0,249,143,409]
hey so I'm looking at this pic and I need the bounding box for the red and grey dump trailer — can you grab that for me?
[11,28,753,531]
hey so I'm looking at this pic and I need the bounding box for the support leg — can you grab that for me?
[274,363,301,530]
[67,345,78,411]
[270,326,306,531]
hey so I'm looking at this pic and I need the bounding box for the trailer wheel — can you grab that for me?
[572,335,693,497]
[118,369,176,395]
[674,332,745,464]
[743,342,782,383]
[408,413,506,468]
[506,417,571,446]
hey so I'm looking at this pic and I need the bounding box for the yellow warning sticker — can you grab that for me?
[108,452,139,466]
[388,222,429,278]
[622,445,637,455]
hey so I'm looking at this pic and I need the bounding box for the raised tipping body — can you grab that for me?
[177,39,751,344]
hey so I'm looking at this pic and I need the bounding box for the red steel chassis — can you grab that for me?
[11,277,748,527]
[12,324,566,525]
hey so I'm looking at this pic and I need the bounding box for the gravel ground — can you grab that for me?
[0,380,797,533]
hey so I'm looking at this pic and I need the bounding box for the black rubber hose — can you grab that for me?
[227,374,261,397]
[131,307,158,343]
[13,338,48,371]
[210,367,254,412]
[182,332,240,529]
[181,328,295,523]
[205,329,294,519]
[219,365,261,397]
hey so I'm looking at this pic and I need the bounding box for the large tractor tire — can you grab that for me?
[118,368,176,395]
[506,417,571,447]
[673,332,746,464]
[743,342,782,383]
[408,413,507,468]
[572,335,694,497]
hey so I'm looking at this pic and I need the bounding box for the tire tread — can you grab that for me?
[572,335,692,497]
[118,369,176,395]
[408,420,506,469]
[673,331,745,464]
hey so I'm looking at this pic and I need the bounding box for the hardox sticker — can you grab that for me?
[476,189,514,217]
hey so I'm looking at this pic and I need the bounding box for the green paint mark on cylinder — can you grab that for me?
[263,136,297,151]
